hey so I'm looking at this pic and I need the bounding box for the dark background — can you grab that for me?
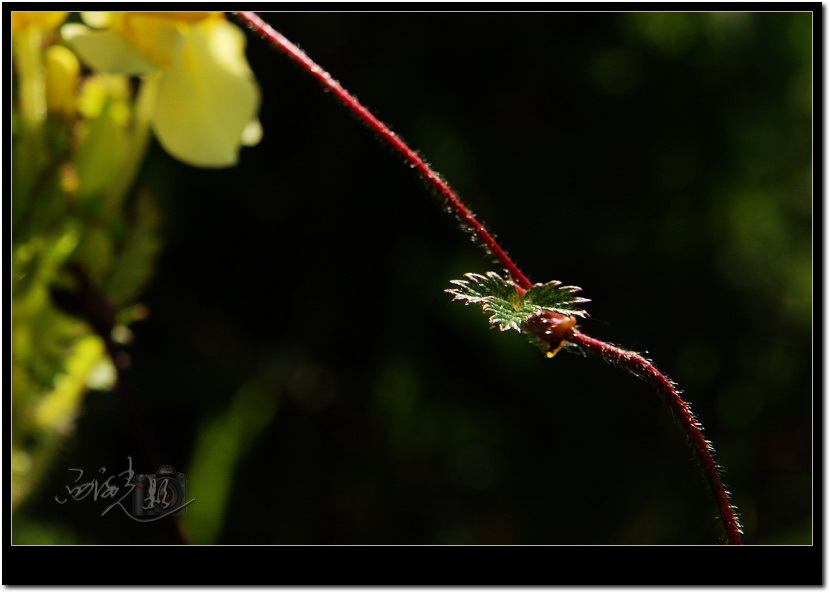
[14,11,813,546]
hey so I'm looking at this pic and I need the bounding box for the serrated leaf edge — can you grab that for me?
[446,271,591,333]
[523,279,591,318]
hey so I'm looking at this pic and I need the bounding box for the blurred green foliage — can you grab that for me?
[12,12,812,545]
[12,13,163,511]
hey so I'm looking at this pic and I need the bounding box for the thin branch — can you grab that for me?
[235,11,743,545]
[566,329,744,544]
[234,11,533,290]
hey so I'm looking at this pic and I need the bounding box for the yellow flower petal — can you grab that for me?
[118,13,188,69]
[12,12,68,35]
[126,12,222,25]
[62,23,158,74]
[151,19,260,167]
[80,11,114,28]
[241,119,263,147]
[80,12,224,69]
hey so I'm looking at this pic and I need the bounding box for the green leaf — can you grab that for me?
[447,271,520,306]
[184,361,282,544]
[447,272,526,331]
[446,271,590,333]
[524,279,590,317]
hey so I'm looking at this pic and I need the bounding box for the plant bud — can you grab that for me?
[45,45,80,117]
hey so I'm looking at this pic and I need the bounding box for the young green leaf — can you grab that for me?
[524,279,590,318]
[447,271,525,331]
[446,271,589,333]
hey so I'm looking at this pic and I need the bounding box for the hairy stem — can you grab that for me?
[234,11,532,290]
[235,11,742,545]
[566,329,744,544]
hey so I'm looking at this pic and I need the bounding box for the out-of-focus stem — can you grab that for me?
[52,265,191,545]
[14,26,47,132]
[102,73,157,218]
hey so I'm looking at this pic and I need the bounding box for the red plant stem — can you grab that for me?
[235,11,533,290]
[235,11,742,545]
[566,329,744,545]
